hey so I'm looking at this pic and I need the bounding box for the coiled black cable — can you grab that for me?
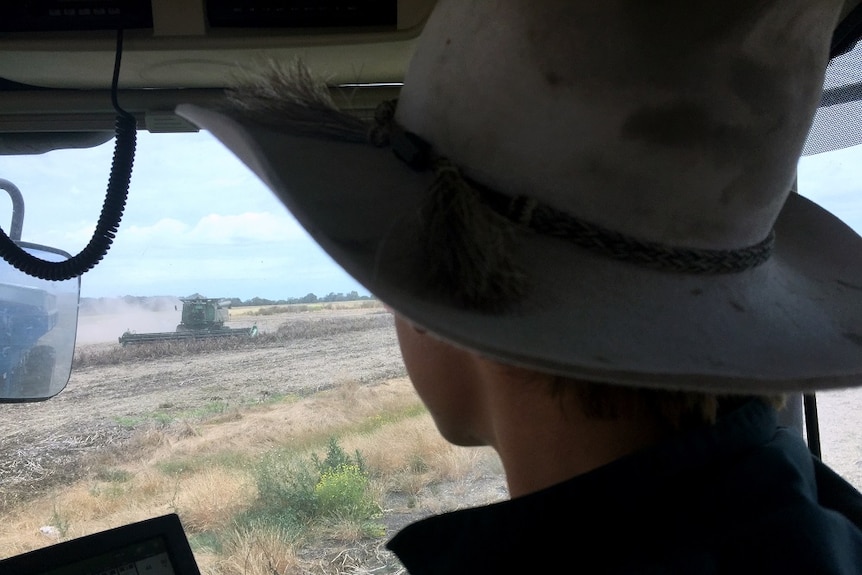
[0,28,135,281]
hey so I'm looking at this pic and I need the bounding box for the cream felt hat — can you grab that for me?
[177,0,862,393]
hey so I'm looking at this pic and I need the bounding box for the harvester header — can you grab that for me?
[118,297,257,345]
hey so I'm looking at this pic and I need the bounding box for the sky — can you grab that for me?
[0,130,368,301]
[0,130,860,301]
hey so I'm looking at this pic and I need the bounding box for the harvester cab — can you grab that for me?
[176,298,231,332]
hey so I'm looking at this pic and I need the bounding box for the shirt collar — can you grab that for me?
[387,399,779,572]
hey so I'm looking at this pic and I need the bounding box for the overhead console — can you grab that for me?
[0,0,401,32]
[0,0,434,90]
[0,1,154,32]
[205,0,397,29]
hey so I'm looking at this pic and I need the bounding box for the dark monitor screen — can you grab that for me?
[0,514,200,575]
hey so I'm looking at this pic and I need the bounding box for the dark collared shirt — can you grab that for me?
[388,400,862,574]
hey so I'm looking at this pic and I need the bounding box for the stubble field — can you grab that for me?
[1,304,415,509]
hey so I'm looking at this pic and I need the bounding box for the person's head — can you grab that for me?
[177,0,862,435]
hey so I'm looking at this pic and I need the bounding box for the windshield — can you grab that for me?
[0,131,859,572]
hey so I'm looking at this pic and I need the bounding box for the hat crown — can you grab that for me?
[397,0,842,250]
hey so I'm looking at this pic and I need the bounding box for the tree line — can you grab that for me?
[227,291,374,307]
[78,291,374,314]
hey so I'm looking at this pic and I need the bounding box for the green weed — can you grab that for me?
[93,469,132,483]
[114,415,143,428]
[241,438,379,535]
[157,451,252,477]
[314,464,377,520]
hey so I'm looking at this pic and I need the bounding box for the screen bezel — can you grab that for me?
[0,514,201,575]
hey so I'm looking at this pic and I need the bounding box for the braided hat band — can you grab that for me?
[484,190,775,275]
[377,101,776,276]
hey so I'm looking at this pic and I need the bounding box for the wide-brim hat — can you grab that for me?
[177,0,862,394]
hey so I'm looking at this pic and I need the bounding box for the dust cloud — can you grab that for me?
[75,296,183,344]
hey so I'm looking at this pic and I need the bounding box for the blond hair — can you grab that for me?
[549,377,785,431]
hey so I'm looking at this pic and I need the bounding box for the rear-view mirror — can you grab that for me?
[0,242,79,402]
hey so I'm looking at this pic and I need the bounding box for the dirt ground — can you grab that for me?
[0,302,860,570]
[0,305,420,509]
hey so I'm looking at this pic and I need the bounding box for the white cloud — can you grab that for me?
[66,209,354,299]
[1,130,366,300]
[52,211,306,253]
[127,218,190,239]
[186,212,305,244]
[78,242,365,300]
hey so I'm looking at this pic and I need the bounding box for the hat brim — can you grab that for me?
[177,103,862,394]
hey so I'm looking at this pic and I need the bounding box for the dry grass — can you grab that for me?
[173,469,257,533]
[342,417,502,510]
[232,300,383,317]
[149,378,418,466]
[0,378,503,573]
[209,526,301,575]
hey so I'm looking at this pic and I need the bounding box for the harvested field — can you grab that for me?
[0,304,416,511]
